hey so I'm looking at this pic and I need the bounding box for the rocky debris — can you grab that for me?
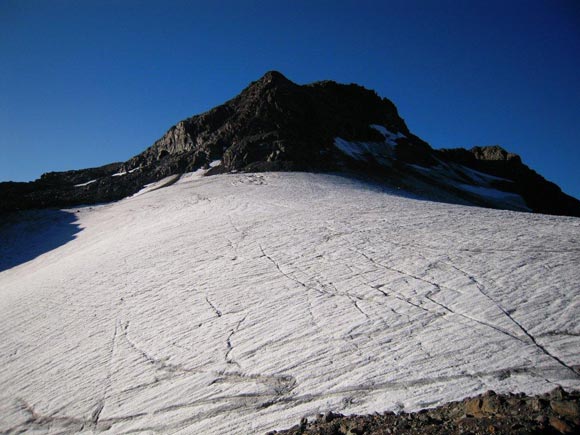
[270,388,580,435]
[1,71,579,217]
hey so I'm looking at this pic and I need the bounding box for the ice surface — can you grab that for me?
[1,173,579,434]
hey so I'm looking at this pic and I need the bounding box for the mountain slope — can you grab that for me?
[1,71,579,216]
[1,173,579,434]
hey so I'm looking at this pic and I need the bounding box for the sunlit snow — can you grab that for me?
[74,179,97,187]
[1,173,579,434]
[370,124,406,146]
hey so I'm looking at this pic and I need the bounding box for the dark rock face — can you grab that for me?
[439,145,580,217]
[0,162,133,212]
[120,71,414,175]
[1,71,579,217]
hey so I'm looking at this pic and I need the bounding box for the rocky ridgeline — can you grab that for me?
[1,71,579,216]
[121,71,418,175]
[438,146,580,216]
[272,388,580,435]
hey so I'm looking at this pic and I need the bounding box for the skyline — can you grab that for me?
[1,0,579,199]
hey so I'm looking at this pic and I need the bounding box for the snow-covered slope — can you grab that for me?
[1,173,579,434]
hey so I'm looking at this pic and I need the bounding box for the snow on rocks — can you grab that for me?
[370,124,406,146]
[0,172,579,434]
[333,124,404,164]
[73,179,97,187]
[455,183,529,211]
[333,139,394,164]
[131,174,182,197]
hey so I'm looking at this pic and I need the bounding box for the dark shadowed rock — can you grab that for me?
[439,145,580,216]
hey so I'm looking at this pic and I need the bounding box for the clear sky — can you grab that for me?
[1,0,579,199]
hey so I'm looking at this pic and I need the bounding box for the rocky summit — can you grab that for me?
[1,71,579,216]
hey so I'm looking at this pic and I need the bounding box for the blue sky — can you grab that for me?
[1,0,579,199]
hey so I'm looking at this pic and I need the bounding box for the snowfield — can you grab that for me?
[1,172,579,434]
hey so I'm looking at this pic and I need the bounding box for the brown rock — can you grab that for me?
[551,400,580,419]
[530,397,546,411]
[550,386,567,400]
[324,411,337,423]
[481,395,501,415]
[465,398,484,417]
[340,420,365,435]
[550,416,572,433]
[273,390,580,435]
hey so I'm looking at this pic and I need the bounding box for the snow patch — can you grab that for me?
[459,166,513,183]
[131,174,181,197]
[456,183,530,210]
[409,164,432,172]
[334,138,393,163]
[333,125,405,163]
[176,168,207,184]
[74,179,96,187]
[370,124,406,146]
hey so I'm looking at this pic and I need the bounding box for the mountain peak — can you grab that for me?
[242,71,297,94]
[259,70,293,84]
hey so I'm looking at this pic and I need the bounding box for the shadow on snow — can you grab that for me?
[0,209,82,272]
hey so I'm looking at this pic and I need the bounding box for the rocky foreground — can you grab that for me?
[273,388,580,435]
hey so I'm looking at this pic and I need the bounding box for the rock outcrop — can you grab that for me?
[1,71,579,217]
[119,71,420,174]
[438,145,580,216]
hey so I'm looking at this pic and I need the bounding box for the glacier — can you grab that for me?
[1,172,579,434]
